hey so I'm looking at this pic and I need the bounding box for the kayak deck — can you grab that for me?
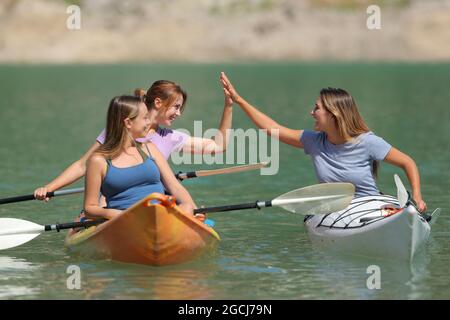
[65,193,220,266]
[305,195,432,261]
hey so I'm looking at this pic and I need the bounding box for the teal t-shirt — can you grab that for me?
[301,130,392,197]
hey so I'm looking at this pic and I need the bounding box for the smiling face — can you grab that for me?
[126,102,150,139]
[156,94,184,127]
[310,98,334,132]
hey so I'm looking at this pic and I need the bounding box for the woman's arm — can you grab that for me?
[182,79,233,154]
[220,72,303,148]
[34,142,101,201]
[383,147,427,212]
[148,143,197,214]
[83,154,122,220]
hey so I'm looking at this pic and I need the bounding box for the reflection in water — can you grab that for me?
[0,217,439,300]
[81,268,216,300]
[74,254,220,300]
[0,285,40,299]
[0,256,41,299]
[150,268,216,300]
[0,256,38,272]
[308,246,431,299]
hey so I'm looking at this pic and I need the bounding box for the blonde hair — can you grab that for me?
[97,95,144,159]
[319,88,370,140]
[134,80,187,113]
[319,88,379,177]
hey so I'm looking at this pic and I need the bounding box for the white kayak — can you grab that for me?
[304,194,440,261]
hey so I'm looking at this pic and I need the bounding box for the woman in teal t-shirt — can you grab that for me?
[220,72,427,212]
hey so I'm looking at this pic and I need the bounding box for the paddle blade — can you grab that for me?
[0,218,44,250]
[394,174,408,207]
[429,208,441,226]
[272,183,355,215]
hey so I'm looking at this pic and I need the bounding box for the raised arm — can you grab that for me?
[220,72,304,148]
[84,154,122,220]
[383,147,427,212]
[34,142,100,201]
[148,143,197,214]
[182,77,233,154]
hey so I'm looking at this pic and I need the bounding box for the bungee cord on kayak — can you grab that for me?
[318,196,401,229]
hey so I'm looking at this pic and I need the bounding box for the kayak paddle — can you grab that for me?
[194,182,355,215]
[175,162,268,180]
[394,174,438,222]
[0,179,423,254]
[0,162,268,205]
[0,218,105,250]
[394,174,409,207]
[0,188,85,205]
[0,182,354,251]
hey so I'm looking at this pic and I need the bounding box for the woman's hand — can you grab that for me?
[223,75,234,107]
[194,213,206,222]
[220,72,241,103]
[414,197,427,213]
[194,204,206,222]
[383,148,427,213]
[34,186,50,202]
[178,202,194,216]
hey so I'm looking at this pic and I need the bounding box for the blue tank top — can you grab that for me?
[100,144,165,210]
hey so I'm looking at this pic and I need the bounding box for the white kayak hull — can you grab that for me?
[304,195,431,261]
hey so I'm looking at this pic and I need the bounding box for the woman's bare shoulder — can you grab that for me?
[87,153,107,167]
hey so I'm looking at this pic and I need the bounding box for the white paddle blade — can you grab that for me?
[394,174,408,207]
[273,183,355,215]
[0,233,41,250]
[0,218,44,250]
[429,208,441,226]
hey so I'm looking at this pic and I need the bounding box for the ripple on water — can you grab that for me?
[0,256,41,299]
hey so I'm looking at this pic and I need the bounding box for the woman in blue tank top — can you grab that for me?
[84,95,197,220]
[220,73,427,213]
[34,79,233,202]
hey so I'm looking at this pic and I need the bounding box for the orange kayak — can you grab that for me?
[65,193,220,266]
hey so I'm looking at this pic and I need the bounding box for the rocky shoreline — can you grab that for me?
[1,0,449,63]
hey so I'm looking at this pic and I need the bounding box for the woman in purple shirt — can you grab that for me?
[220,72,427,212]
[34,77,233,201]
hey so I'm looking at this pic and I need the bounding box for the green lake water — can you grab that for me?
[0,63,449,299]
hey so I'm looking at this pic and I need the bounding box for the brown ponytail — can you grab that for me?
[134,88,146,99]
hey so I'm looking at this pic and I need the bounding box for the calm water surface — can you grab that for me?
[0,63,449,299]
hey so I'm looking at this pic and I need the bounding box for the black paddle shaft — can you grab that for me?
[0,192,57,205]
[194,201,272,214]
[43,200,274,233]
[175,171,197,181]
[44,219,106,232]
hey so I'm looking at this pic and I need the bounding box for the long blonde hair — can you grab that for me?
[319,88,379,177]
[96,95,143,159]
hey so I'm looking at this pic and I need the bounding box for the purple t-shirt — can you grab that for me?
[96,127,188,160]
